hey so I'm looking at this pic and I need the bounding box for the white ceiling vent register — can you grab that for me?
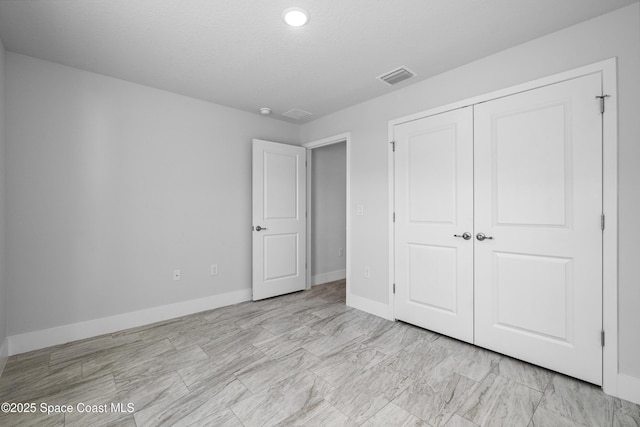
[282,108,313,120]
[377,66,417,86]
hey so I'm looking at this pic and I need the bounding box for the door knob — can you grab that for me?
[454,232,472,240]
[476,232,493,241]
[255,226,268,231]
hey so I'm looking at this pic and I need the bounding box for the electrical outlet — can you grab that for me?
[338,248,344,257]
[356,205,364,216]
[173,269,181,281]
[364,266,370,278]
[211,264,218,276]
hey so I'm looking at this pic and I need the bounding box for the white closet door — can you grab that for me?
[394,107,474,343]
[474,74,603,384]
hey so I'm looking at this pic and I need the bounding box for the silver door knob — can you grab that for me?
[454,232,472,240]
[476,232,493,241]
[255,226,268,231]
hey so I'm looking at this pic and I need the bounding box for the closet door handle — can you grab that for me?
[476,232,493,241]
[454,232,472,240]
[255,226,268,231]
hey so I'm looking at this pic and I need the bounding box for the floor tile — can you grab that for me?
[493,357,553,392]
[327,364,413,424]
[393,372,477,427]
[0,406,65,427]
[187,408,244,427]
[134,376,249,427]
[362,402,428,426]
[177,344,265,390]
[457,373,543,427]
[363,321,438,356]
[528,406,588,427]
[272,399,353,426]
[614,398,640,427]
[111,344,208,382]
[230,371,333,427]
[253,325,324,358]
[539,374,614,427]
[311,340,387,387]
[445,414,480,427]
[49,332,141,366]
[235,347,321,393]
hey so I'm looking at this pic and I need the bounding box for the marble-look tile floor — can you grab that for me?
[1,280,639,427]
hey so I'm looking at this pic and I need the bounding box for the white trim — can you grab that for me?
[388,119,396,321]
[617,374,640,405]
[389,58,619,395]
[600,58,619,398]
[311,269,346,286]
[305,148,314,290]
[8,289,251,356]
[303,133,351,306]
[0,338,8,377]
[347,292,393,321]
[302,132,351,149]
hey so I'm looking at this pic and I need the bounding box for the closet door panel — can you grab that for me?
[394,107,474,343]
[474,73,603,385]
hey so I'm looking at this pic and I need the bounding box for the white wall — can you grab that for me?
[301,4,640,381]
[311,142,346,284]
[5,53,299,340]
[0,39,7,371]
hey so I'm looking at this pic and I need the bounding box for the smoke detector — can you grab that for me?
[259,107,272,115]
[377,66,417,86]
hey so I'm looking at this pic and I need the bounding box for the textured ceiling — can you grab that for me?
[0,0,637,123]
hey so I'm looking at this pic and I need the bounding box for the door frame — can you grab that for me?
[388,58,618,395]
[302,133,351,296]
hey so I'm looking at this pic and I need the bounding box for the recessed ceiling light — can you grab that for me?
[283,8,309,27]
[259,107,272,115]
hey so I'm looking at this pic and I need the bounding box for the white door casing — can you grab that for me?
[252,139,307,300]
[394,107,474,343]
[474,74,603,385]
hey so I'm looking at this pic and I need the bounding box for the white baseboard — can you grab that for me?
[347,292,393,321]
[8,289,252,356]
[311,269,346,286]
[0,338,8,377]
[617,373,640,405]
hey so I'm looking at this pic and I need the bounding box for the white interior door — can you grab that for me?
[474,74,603,384]
[252,139,307,301]
[394,107,474,343]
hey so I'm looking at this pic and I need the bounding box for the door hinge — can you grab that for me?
[390,141,396,152]
[393,212,396,223]
[393,283,396,294]
[596,95,610,114]
[601,330,605,347]
[601,213,605,231]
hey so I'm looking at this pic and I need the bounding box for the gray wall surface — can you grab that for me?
[5,53,298,335]
[301,4,640,378]
[311,142,346,281]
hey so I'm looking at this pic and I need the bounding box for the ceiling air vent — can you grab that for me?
[377,66,417,86]
[282,108,312,120]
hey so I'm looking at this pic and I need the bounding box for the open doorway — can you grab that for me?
[303,133,350,292]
